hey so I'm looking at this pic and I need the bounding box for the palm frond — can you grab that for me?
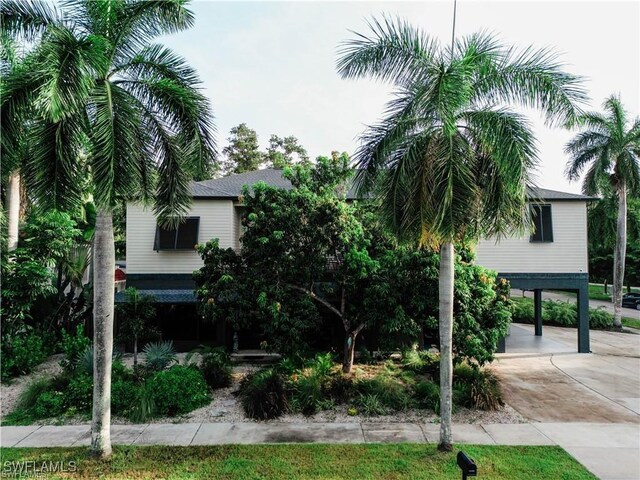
[37,26,97,122]
[22,116,87,211]
[473,43,588,127]
[114,0,195,61]
[462,107,536,238]
[116,74,216,178]
[603,94,627,142]
[581,150,611,195]
[89,81,149,208]
[337,14,440,87]
[0,0,61,42]
[154,136,191,229]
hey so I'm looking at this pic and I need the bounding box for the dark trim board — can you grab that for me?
[498,272,589,290]
[499,272,590,354]
[126,273,195,290]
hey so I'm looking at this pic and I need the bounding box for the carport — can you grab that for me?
[500,272,590,353]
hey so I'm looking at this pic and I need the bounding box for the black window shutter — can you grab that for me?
[530,204,553,242]
[175,218,200,249]
[154,217,200,251]
[154,224,178,250]
[541,205,553,242]
[530,205,543,242]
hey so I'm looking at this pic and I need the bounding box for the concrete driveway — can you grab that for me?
[494,324,640,423]
[493,324,640,479]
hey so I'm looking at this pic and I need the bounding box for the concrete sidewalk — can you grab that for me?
[2,421,639,479]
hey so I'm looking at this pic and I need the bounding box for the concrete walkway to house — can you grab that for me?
[1,421,639,479]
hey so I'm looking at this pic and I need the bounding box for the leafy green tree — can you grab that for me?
[196,154,376,372]
[587,188,640,290]
[1,209,81,327]
[265,134,309,169]
[337,16,586,450]
[219,124,309,174]
[221,123,264,176]
[566,96,640,325]
[1,0,216,457]
[116,288,158,366]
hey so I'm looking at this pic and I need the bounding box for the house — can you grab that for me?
[122,169,594,352]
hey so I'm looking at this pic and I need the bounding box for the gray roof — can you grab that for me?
[191,169,361,199]
[526,187,596,201]
[191,170,594,202]
[115,289,196,304]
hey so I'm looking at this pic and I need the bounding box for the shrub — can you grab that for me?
[413,379,440,412]
[129,384,156,423]
[198,347,232,389]
[453,364,504,411]
[274,356,304,377]
[354,393,387,416]
[510,298,534,323]
[75,345,124,376]
[239,368,289,420]
[143,341,177,372]
[16,378,55,412]
[401,349,439,377]
[66,373,93,411]
[289,353,342,415]
[291,372,331,415]
[32,390,65,418]
[328,373,353,404]
[112,378,138,416]
[589,307,614,329]
[1,330,49,381]
[306,352,334,377]
[356,375,414,411]
[543,301,576,327]
[147,365,210,417]
[60,325,91,374]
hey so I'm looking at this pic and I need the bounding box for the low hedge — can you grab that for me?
[147,365,210,416]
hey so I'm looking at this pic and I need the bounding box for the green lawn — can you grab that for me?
[622,317,640,329]
[548,283,639,302]
[587,283,639,301]
[0,445,596,479]
[511,295,639,331]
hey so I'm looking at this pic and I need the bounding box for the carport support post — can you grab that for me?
[534,289,543,336]
[577,283,590,353]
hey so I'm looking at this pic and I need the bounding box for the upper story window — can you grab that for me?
[530,204,553,243]
[154,217,200,251]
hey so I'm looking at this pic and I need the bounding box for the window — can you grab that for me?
[530,204,553,242]
[154,217,200,251]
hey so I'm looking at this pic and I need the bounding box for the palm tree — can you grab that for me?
[1,32,27,251]
[1,0,216,458]
[337,16,586,451]
[565,96,640,327]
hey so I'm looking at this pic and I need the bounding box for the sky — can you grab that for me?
[160,0,640,193]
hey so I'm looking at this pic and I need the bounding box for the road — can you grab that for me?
[511,289,640,319]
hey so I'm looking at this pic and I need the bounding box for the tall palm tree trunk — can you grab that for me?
[6,171,20,251]
[438,242,454,451]
[612,184,627,328]
[91,210,114,458]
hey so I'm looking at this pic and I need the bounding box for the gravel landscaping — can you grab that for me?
[1,354,527,426]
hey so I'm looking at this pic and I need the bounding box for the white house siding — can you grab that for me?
[232,206,243,251]
[126,200,236,274]
[475,201,588,274]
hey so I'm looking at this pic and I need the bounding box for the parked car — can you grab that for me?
[622,292,640,310]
